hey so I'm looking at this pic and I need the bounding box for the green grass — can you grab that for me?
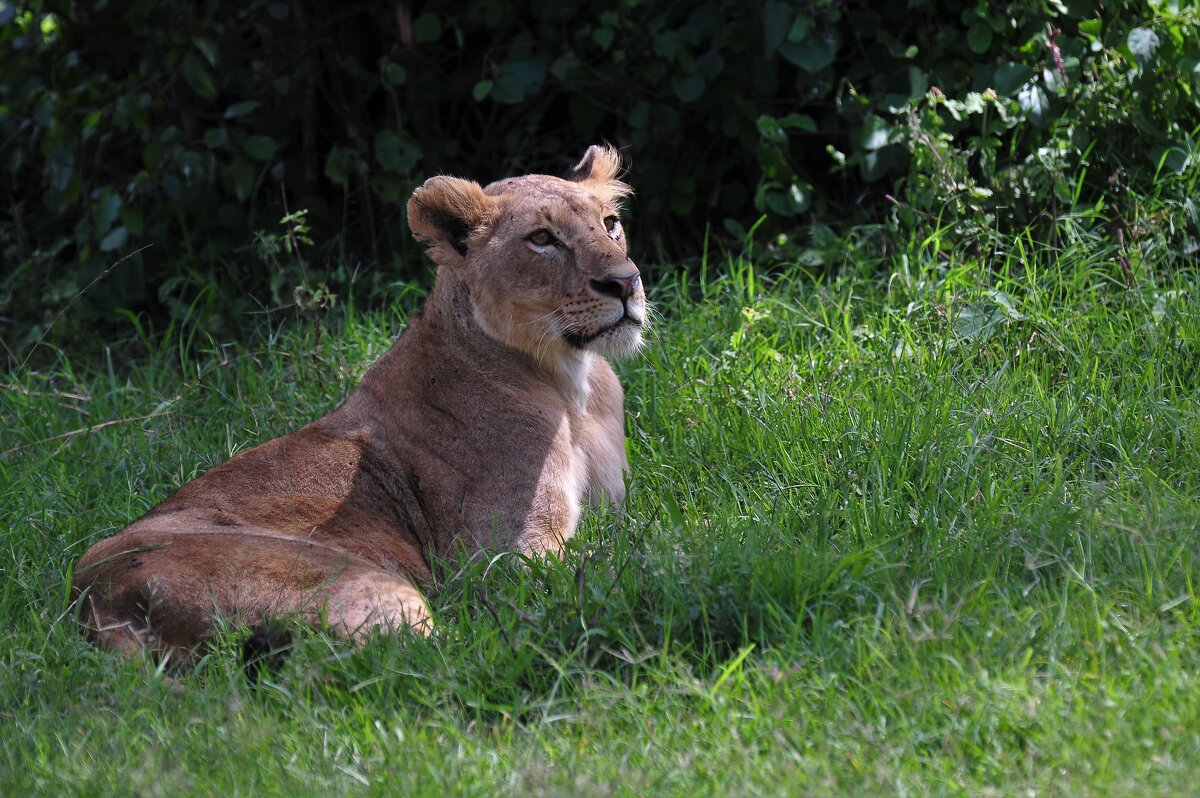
[2,222,1199,795]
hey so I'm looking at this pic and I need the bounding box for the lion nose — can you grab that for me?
[590,272,640,300]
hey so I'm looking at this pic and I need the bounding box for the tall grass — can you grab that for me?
[2,214,1198,795]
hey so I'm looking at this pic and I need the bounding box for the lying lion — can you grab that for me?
[71,145,647,661]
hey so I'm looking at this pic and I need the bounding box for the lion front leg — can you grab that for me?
[324,570,433,640]
[511,476,585,560]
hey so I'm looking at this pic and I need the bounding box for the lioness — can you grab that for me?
[71,145,646,661]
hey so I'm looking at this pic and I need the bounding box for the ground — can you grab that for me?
[2,225,1199,795]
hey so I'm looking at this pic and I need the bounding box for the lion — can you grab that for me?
[70,145,647,663]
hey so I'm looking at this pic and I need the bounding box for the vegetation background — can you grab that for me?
[2,1,1200,794]
[3,0,1197,357]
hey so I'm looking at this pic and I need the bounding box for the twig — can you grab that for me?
[2,409,171,459]
[18,245,154,371]
[0,382,90,402]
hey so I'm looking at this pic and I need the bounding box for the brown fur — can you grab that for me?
[71,146,648,662]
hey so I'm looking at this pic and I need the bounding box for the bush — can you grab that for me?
[2,0,1196,357]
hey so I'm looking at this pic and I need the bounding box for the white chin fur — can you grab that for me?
[586,324,644,358]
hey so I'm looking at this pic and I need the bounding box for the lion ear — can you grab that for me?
[407,176,494,266]
[567,145,621,183]
[566,145,632,204]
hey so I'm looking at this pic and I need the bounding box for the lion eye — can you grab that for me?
[604,215,620,235]
[528,229,556,247]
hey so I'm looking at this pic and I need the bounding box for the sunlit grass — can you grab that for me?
[2,218,1198,794]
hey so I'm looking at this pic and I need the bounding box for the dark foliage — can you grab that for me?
[2,1,1196,356]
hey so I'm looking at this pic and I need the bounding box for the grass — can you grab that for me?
[2,217,1199,796]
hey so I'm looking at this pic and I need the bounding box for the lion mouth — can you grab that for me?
[563,313,642,349]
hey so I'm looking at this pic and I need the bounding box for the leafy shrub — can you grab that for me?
[891,2,1200,259]
[1,0,1196,357]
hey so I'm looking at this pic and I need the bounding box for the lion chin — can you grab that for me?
[567,314,645,358]
[71,145,647,665]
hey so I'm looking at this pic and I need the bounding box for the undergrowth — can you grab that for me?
[1,212,1199,794]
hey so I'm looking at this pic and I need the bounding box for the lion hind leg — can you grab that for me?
[73,576,201,669]
[73,528,433,661]
[82,594,152,658]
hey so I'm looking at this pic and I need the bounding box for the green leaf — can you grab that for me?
[227,158,256,202]
[967,23,992,54]
[1017,84,1049,126]
[472,80,493,101]
[192,36,219,67]
[669,174,696,215]
[993,62,1034,96]
[763,1,790,57]
[653,31,681,61]
[1042,66,1066,94]
[92,191,121,234]
[1150,144,1189,174]
[413,13,442,44]
[99,226,128,253]
[779,30,838,73]
[953,302,1004,342]
[490,75,524,104]
[382,62,407,86]
[371,174,405,205]
[324,147,365,187]
[374,130,418,174]
[593,26,614,50]
[756,114,787,143]
[780,113,816,132]
[1078,19,1101,38]
[786,13,811,43]
[1127,27,1159,65]
[672,72,706,103]
[696,51,724,77]
[242,135,277,162]
[860,149,890,182]
[506,58,547,90]
[46,146,76,194]
[161,175,183,201]
[859,114,891,151]
[181,52,217,99]
[763,187,797,216]
[787,183,811,213]
[224,101,260,119]
[120,205,144,238]
[907,67,929,101]
[204,127,229,148]
[628,102,651,131]
[490,58,546,104]
[987,289,1025,320]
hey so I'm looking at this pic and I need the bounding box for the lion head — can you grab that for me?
[406,146,647,375]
